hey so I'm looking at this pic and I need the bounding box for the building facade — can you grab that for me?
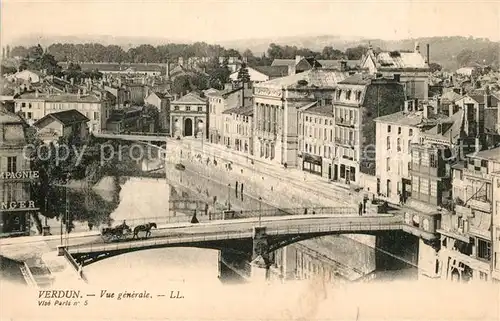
[33,109,89,144]
[0,109,37,237]
[438,147,500,283]
[360,43,431,100]
[170,92,208,139]
[492,170,500,282]
[207,87,243,144]
[14,90,111,133]
[253,69,348,167]
[144,91,172,131]
[221,105,253,155]
[298,102,336,179]
[375,101,444,203]
[332,74,406,186]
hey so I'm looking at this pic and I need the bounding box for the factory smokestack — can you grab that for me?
[426,44,430,65]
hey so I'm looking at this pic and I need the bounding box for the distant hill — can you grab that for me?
[8,34,499,71]
[219,35,499,71]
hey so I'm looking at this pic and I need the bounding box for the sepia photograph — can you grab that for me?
[0,0,499,320]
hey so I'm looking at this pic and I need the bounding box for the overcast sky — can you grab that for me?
[2,0,499,44]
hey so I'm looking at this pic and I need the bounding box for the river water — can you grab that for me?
[35,169,416,287]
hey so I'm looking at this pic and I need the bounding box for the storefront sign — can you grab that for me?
[1,200,37,211]
[0,171,40,180]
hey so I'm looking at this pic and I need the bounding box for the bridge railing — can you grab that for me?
[97,206,359,228]
[68,219,403,255]
[99,131,168,137]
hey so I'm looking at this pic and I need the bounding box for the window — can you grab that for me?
[356,91,361,101]
[409,128,413,136]
[186,106,191,111]
[7,156,17,172]
[93,112,99,120]
[420,178,429,195]
[387,125,391,133]
[477,239,491,261]
[397,138,401,152]
[21,102,26,107]
[430,180,437,196]
[408,140,412,153]
[323,128,327,140]
[305,116,308,121]
[430,153,437,168]
[398,127,401,135]
[336,90,341,100]
[198,106,203,112]
[423,218,430,231]
[174,106,179,111]
[412,176,419,193]
[386,136,391,150]
[421,152,429,167]
[27,112,32,119]
[346,90,351,100]
[386,157,391,171]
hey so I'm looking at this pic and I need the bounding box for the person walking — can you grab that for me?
[358,202,363,216]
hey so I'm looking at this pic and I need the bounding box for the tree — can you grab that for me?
[321,46,345,60]
[1,65,17,75]
[345,46,368,60]
[237,62,251,84]
[429,63,442,72]
[171,75,192,95]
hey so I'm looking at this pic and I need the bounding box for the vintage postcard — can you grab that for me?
[1,0,499,320]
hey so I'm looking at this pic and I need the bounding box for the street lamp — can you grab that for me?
[227,183,231,210]
[198,120,205,151]
[258,197,262,227]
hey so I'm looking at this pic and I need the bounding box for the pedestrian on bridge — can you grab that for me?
[358,202,363,216]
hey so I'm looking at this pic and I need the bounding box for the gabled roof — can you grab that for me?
[338,73,371,85]
[252,65,289,78]
[375,51,429,70]
[257,69,348,89]
[440,91,463,103]
[467,146,500,162]
[318,60,360,70]
[34,109,89,127]
[152,91,172,99]
[0,108,24,124]
[172,92,206,104]
[302,104,334,117]
[223,105,253,116]
[422,109,464,143]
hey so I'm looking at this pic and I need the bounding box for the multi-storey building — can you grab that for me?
[492,170,500,282]
[169,92,208,139]
[298,102,336,178]
[332,74,406,186]
[360,42,431,100]
[375,101,445,203]
[438,147,500,282]
[144,91,172,131]
[14,89,112,133]
[207,87,243,144]
[0,108,38,237]
[252,69,348,167]
[221,105,253,155]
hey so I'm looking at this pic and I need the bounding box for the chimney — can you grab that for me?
[340,60,347,72]
[426,44,430,65]
[414,42,420,53]
[484,86,490,109]
[423,103,429,118]
[295,55,302,65]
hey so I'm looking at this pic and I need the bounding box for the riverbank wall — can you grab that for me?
[164,139,379,275]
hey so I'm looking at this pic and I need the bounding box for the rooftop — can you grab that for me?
[0,108,24,124]
[252,65,289,78]
[338,73,371,85]
[34,109,89,127]
[302,104,334,117]
[467,146,500,162]
[422,109,464,143]
[223,105,253,116]
[376,51,429,70]
[257,69,348,89]
[16,91,104,103]
[172,92,207,104]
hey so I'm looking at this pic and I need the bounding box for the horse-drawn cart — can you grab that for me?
[101,224,132,242]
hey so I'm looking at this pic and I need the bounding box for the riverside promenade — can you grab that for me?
[164,138,386,251]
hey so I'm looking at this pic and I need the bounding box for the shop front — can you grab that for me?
[302,153,322,176]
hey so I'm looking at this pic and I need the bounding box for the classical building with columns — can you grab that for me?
[169,92,208,139]
[253,69,348,167]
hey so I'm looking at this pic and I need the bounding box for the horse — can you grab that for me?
[132,222,157,239]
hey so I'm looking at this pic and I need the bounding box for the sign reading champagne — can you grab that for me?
[0,171,40,180]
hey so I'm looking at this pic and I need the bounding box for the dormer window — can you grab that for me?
[346,90,351,100]
[336,90,341,100]
[356,91,361,101]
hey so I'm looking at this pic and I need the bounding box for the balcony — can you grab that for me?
[335,117,355,128]
[334,138,355,147]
